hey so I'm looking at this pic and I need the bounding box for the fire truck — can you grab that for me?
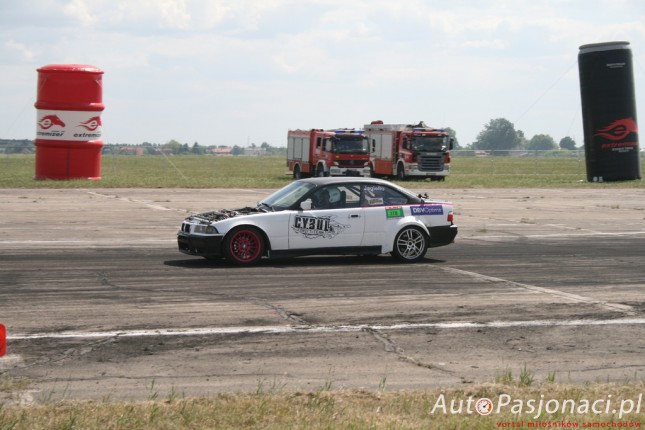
[364,121,454,181]
[287,128,371,178]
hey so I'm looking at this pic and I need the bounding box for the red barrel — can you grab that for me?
[34,64,104,180]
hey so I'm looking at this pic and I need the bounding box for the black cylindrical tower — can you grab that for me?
[578,41,641,182]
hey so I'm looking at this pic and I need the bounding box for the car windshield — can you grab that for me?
[411,136,447,152]
[258,181,316,210]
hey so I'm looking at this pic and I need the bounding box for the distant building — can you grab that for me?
[212,147,234,156]
[243,147,267,156]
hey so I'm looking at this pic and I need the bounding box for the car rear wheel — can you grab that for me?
[391,226,428,262]
[224,226,264,265]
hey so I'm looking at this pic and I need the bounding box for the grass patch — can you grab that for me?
[1,383,644,429]
[1,155,642,188]
[0,375,29,393]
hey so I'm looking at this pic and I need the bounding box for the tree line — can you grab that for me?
[1,118,578,155]
[464,118,577,152]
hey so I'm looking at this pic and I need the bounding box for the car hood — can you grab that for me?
[185,207,264,223]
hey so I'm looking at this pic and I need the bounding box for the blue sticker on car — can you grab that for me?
[410,205,444,216]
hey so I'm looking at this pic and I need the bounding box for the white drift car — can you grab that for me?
[177,177,457,265]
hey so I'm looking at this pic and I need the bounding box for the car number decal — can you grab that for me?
[385,206,404,218]
[292,215,349,239]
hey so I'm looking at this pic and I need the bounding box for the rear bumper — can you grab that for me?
[177,232,224,257]
[427,225,458,247]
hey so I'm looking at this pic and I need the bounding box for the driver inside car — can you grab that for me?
[311,187,344,209]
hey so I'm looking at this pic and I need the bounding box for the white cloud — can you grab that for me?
[64,0,96,25]
[5,40,35,61]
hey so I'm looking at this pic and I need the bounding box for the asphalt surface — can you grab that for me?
[1,187,644,403]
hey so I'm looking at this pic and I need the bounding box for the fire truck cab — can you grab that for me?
[287,128,371,179]
[365,121,454,181]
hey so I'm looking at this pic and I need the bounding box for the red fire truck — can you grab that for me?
[364,121,454,181]
[287,128,371,178]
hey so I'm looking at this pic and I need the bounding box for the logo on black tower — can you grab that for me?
[594,117,638,141]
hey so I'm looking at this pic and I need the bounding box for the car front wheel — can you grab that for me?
[391,226,428,262]
[224,226,264,265]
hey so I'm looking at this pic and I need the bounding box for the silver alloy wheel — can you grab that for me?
[392,226,428,262]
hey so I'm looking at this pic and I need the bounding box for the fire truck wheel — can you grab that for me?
[396,164,406,180]
[315,165,327,177]
[391,226,428,263]
[223,226,265,265]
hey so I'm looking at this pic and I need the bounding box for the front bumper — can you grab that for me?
[427,225,458,248]
[329,167,371,177]
[177,232,224,257]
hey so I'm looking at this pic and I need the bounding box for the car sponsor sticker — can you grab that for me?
[292,215,348,239]
[410,205,444,216]
[385,206,404,218]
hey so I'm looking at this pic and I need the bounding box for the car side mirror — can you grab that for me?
[300,199,312,211]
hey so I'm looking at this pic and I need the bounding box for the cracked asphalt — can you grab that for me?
[0,187,644,403]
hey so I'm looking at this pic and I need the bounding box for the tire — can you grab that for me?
[316,164,326,177]
[396,163,406,180]
[369,164,376,178]
[391,226,428,263]
[223,226,264,265]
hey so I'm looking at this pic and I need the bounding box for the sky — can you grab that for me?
[2,0,645,148]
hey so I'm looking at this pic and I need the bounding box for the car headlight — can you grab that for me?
[193,224,218,234]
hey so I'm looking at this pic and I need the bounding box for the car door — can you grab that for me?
[288,184,365,250]
[360,183,412,247]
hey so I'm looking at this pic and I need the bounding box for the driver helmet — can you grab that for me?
[328,187,341,204]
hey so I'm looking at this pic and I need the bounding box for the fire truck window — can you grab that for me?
[316,137,322,148]
[324,139,332,152]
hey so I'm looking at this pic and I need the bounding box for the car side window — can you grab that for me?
[361,184,409,207]
[310,185,361,210]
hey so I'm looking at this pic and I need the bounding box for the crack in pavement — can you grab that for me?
[362,327,454,375]
[248,298,310,325]
[97,271,312,327]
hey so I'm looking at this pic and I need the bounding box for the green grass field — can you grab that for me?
[1,154,643,188]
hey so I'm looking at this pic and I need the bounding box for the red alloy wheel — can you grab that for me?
[225,227,264,265]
